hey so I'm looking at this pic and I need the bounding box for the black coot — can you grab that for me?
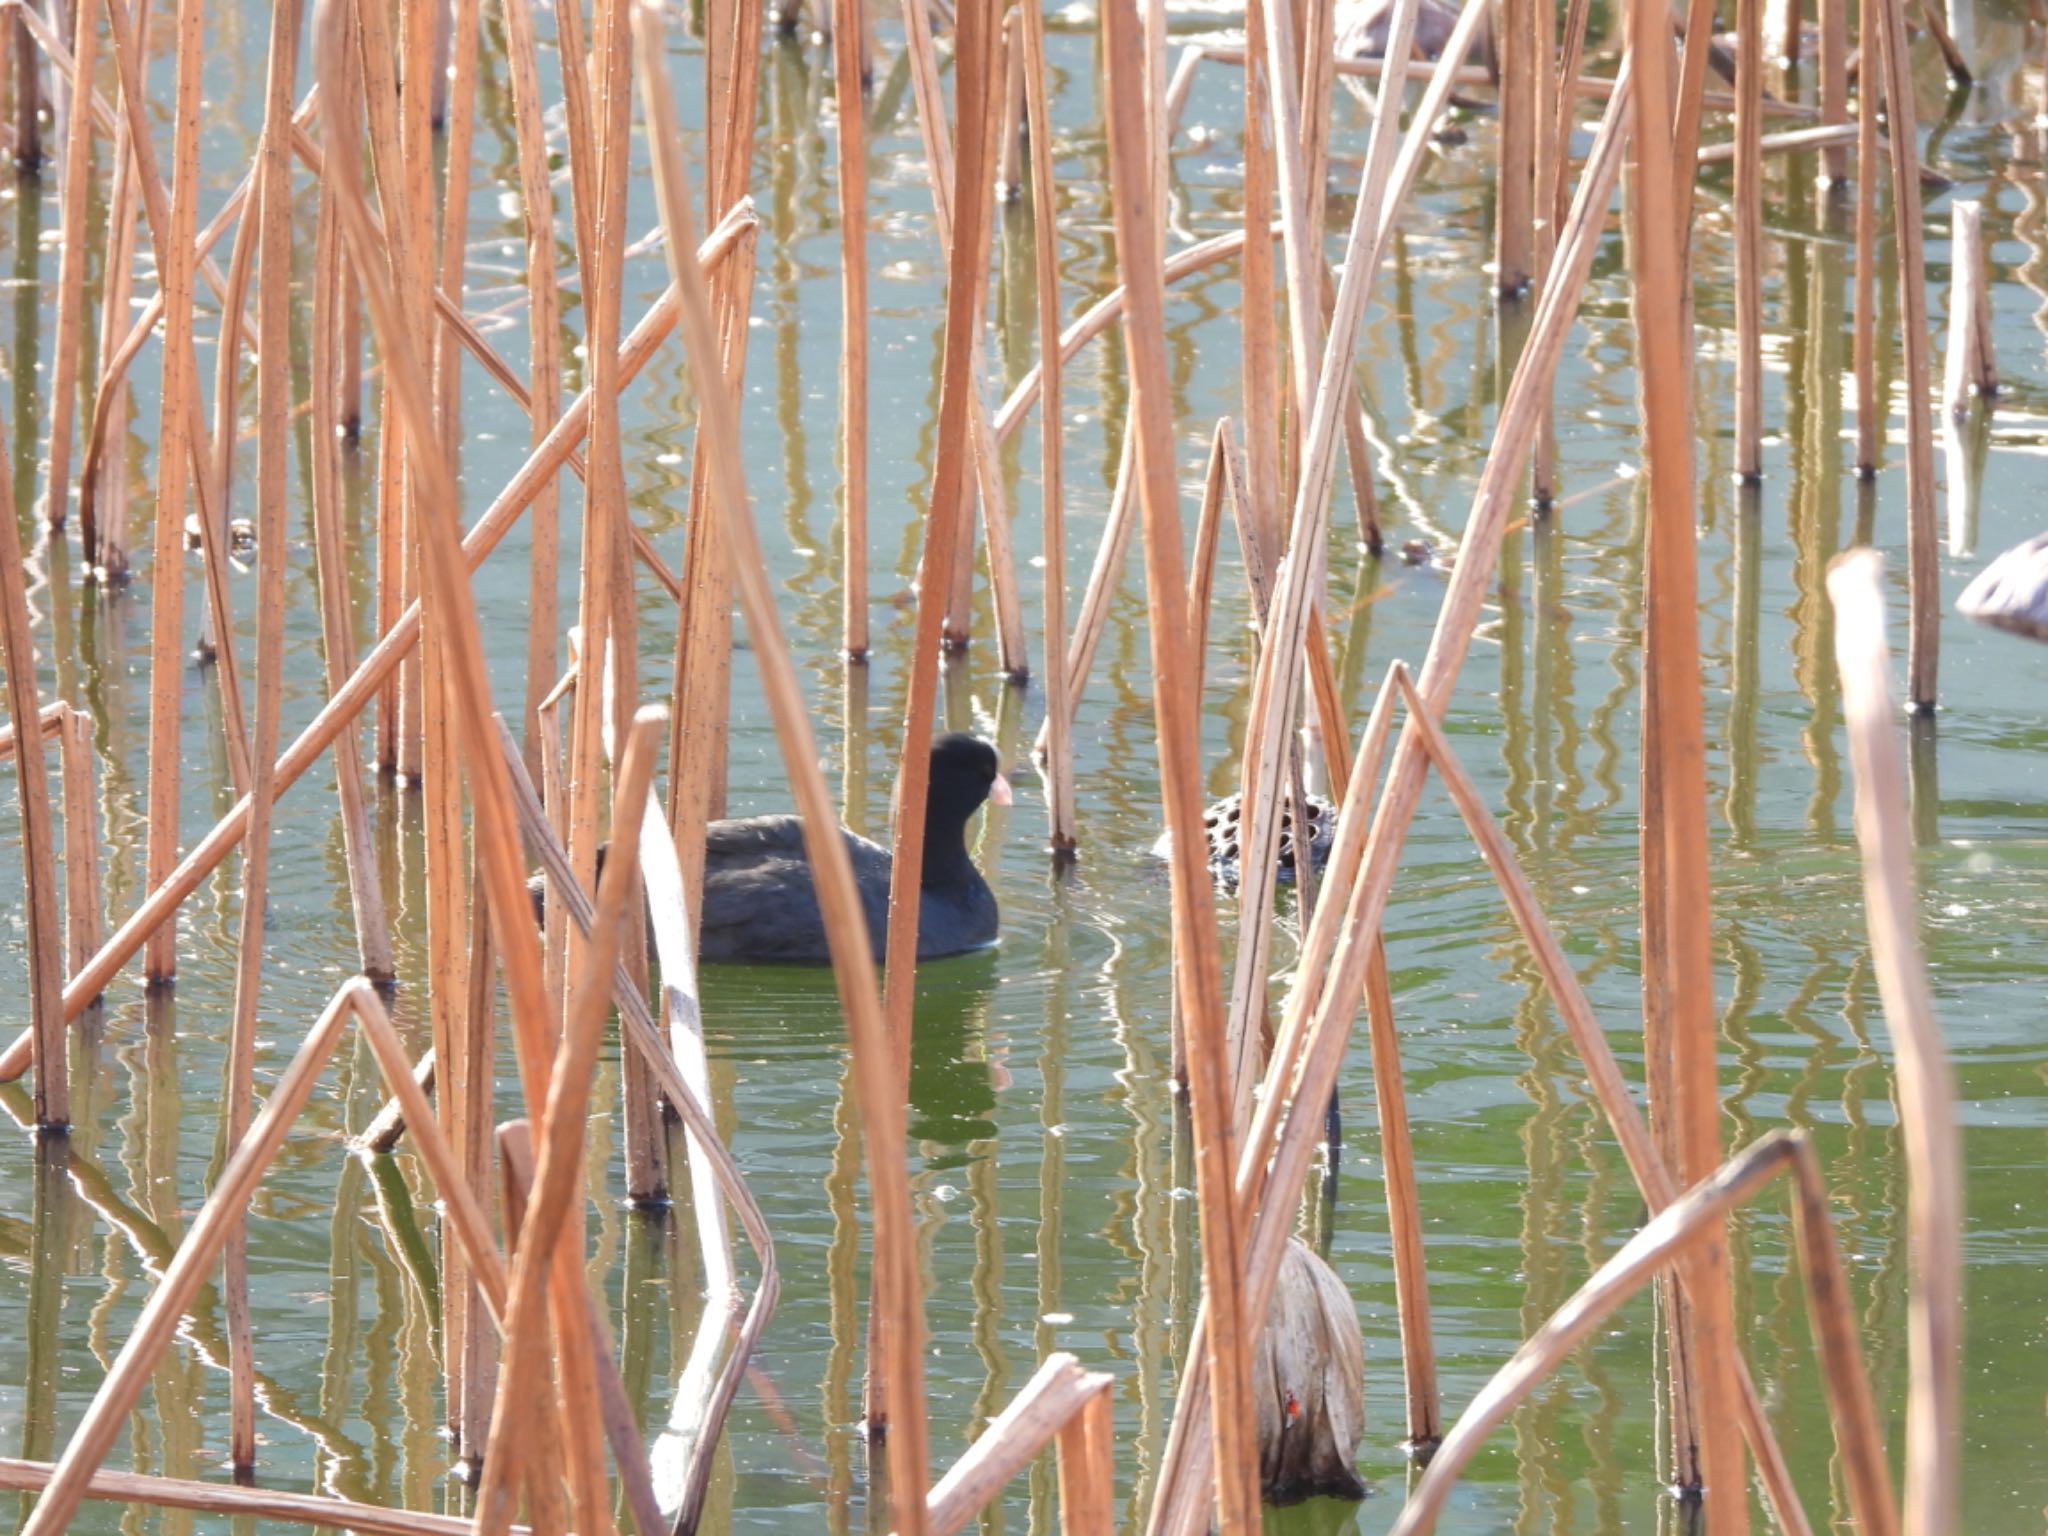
[698,733,1009,964]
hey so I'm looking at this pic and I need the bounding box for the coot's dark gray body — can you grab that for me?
[697,815,999,963]
[697,734,1007,965]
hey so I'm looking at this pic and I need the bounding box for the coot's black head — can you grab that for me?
[926,733,1011,831]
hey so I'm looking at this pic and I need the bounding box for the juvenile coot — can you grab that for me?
[1152,790,1336,888]
[698,733,1008,964]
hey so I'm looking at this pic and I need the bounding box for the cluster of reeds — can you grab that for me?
[0,0,1979,1529]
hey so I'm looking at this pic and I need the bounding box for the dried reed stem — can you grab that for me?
[1099,0,1258,1526]
[1497,0,1535,294]
[880,0,999,1047]
[493,712,780,1532]
[630,8,930,1523]
[1240,0,1282,557]
[40,0,95,529]
[1019,0,1072,851]
[0,217,750,1062]
[57,707,103,988]
[0,406,64,1129]
[637,783,733,1297]
[1853,21,1879,474]
[221,0,299,1471]
[22,982,362,1535]
[834,0,870,658]
[665,227,760,921]
[1869,0,1940,710]
[81,0,148,578]
[898,0,1028,672]
[1818,0,1847,180]
[0,1458,533,1535]
[502,0,564,786]
[1224,0,1421,1136]
[869,0,1001,1436]
[1828,549,1962,1536]
[1388,1133,1885,1536]
[313,0,573,1203]
[1387,663,1810,1531]
[136,0,204,981]
[1734,0,1764,479]
[475,715,659,1536]
[1626,0,1746,1505]
[1150,74,1634,1536]
[309,117,395,983]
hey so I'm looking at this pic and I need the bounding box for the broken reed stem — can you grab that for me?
[138,0,204,982]
[502,0,564,786]
[1055,1376,1115,1535]
[221,0,300,1473]
[630,7,931,1526]
[1098,0,1259,1528]
[1734,0,1764,480]
[911,1354,1115,1536]
[1869,0,1940,710]
[637,779,734,1297]
[1943,200,1994,416]
[833,0,869,660]
[1018,0,1073,852]
[1387,1133,1886,1536]
[41,0,96,529]
[1827,550,1962,1536]
[0,409,64,1128]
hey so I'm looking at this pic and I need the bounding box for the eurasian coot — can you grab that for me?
[1153,790,1337,887]
[697,733,1009,963]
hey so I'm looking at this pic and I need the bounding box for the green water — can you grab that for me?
[2,4,2047,1533]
